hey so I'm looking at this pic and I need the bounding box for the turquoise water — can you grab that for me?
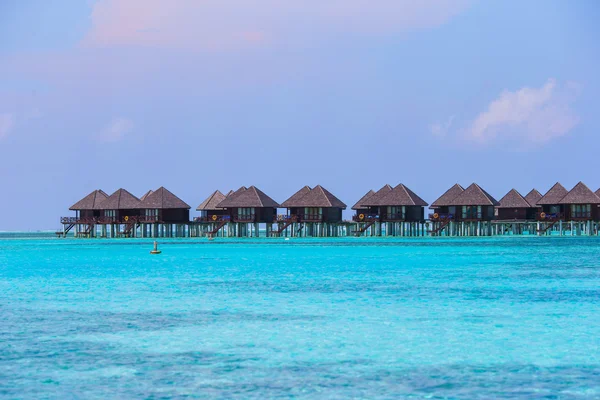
[1,234,600,399]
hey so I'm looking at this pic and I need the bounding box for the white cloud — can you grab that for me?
[466,79,580,145]
[0,113,15,139]
[430,115,455,137]
[98,118,134,142]
[84,0,471,50]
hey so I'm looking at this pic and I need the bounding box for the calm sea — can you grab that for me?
[1,233,600,399]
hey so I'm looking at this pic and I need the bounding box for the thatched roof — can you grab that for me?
[217,186,280,208]
[596,188,600,198]
[283,185,346,208]
[138,187,190,209]
[69,189,109,210]
[370,184,428,207]
[281,186,312,208]
[140,190,153,201]
[431,184,464,208]
[537,183,568,205]
[497,189,531,208]
[448,183,498,206]
[225,190,235,197]
[196,190,227,211]
[361,184,393,207]
[558,182,600,204]
[524,189,542,207]
[95,188,141,210]
[352,190,375,210]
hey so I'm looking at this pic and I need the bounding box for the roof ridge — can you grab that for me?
[352,189,375,210]
[431,183,464,207]
[313,185,332,207]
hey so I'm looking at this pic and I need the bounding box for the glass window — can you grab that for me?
[571,204,591,219]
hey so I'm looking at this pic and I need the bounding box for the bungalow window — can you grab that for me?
[461,206,482,219]
[571,204,591,219]
[105,210,116,221]
[387,206,405,219]
[304,207,322,219]
[237,208,255,219]
[549,205,561,215]
[145,209,159,221]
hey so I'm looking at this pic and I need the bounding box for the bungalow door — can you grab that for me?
[105,210,116,223]
[448,206,456,218]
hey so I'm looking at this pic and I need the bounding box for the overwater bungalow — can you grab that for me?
[95,188,142,223]
[429,184,465,221]
[557,182,600,221]
[216,186,279,223]
[68,189,108,222]
[280,185,346,223]
[349,184,428,237]
[352,184,392,222]
[351,189,376,220]
[524,189,543,212]
[195,190,229,222]
[536,182,569,221]
[446,183,498,221]
[59,189,110,236]
[496,189,538,221]
[280,186,311,222]
[362,184,427,222]
[137,186,190,223]
[428,183,498,236]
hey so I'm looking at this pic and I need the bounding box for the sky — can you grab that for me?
[1,0,600,230]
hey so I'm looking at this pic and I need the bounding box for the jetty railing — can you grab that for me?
[233,214,256,222]
[298,213,323,222]
[429,213,454,221]
[275,215,298,222]
[536,212,565,221]
[352,214,378,222]
[383,213,406,222]
[194,215,231,223]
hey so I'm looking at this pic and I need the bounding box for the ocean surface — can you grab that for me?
[1,233,600,399]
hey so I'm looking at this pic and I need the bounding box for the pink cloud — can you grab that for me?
[83,0,471,50]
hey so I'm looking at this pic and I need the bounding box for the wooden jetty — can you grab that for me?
[59,181,600,238]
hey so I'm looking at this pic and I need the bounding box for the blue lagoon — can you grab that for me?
[1,235,600,398]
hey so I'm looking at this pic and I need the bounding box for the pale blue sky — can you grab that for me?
[1,0,599,230]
